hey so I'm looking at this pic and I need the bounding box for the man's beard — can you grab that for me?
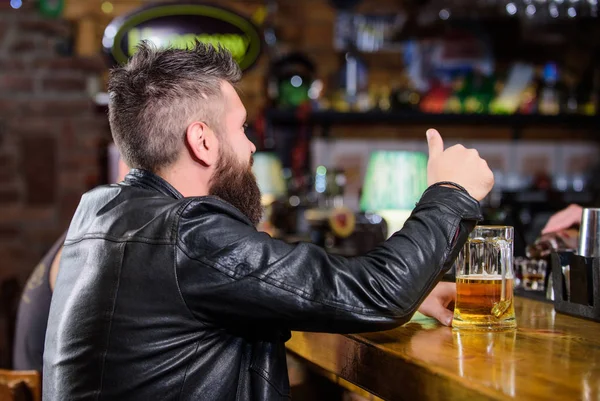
[209,146,263,226]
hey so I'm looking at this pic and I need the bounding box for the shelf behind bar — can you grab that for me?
[266,109,600,128]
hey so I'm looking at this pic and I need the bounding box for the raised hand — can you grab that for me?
[426,129,494,201]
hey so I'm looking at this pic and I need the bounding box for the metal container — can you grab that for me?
[578,208,600,257]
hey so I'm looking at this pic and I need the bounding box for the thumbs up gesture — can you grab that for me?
[426,129,494,201]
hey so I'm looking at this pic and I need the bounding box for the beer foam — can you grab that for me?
[456,274,504,280]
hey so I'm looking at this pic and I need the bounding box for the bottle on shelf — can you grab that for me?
[337,45,369,112]
[377,85,392,112]
[390,73,420,112]
[463,71,497,114]
[444,75,467,114]
[581,68,599,116]
[518,81,538,115]
[538,62,560,116]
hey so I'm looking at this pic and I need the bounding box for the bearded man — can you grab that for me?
[43,42,493,401]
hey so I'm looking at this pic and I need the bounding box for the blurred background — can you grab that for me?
[0,0,599,372]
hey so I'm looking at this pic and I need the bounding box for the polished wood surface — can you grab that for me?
[0,370,41,401]
[286,297,600,401]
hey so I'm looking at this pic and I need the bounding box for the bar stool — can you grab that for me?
[0,370,41,401]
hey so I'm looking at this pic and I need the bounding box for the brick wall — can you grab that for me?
[0,3,111,291]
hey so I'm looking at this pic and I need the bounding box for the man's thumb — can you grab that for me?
[426,129,444,158]
[435,307,454,327]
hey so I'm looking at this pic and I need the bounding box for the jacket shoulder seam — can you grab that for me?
[96,242,125,400]
[173,249,208,325]
[172,200,211,326]
[64,234,173,246]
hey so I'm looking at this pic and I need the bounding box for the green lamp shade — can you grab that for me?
[252,152,286,201]
[360,151,428,212]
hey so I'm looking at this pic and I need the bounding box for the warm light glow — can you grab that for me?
[101,1,114,14]
[308,80,323,100]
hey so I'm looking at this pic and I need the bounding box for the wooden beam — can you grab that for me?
[64,0,143,20]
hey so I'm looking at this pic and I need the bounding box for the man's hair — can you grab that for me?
[108,41,242,172]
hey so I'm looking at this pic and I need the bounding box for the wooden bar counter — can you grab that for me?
[286,297,600,400]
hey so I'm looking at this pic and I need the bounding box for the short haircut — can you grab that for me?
[108,41,241,172]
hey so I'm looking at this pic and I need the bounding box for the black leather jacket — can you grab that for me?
[43,169,482,401]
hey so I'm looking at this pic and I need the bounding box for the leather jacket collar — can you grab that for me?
[123,169,184,200]
[122,168,255,227]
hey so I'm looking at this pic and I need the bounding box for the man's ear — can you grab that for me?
[185,121,219,167]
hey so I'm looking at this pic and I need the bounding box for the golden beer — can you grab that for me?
[453,226,517,330]
[453,275,516,330]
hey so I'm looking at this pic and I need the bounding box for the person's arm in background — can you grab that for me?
[541,204,583,234]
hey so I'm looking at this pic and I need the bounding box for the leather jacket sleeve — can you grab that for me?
[177,185,482,334]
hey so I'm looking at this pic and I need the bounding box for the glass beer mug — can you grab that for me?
[452,226,517,330]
